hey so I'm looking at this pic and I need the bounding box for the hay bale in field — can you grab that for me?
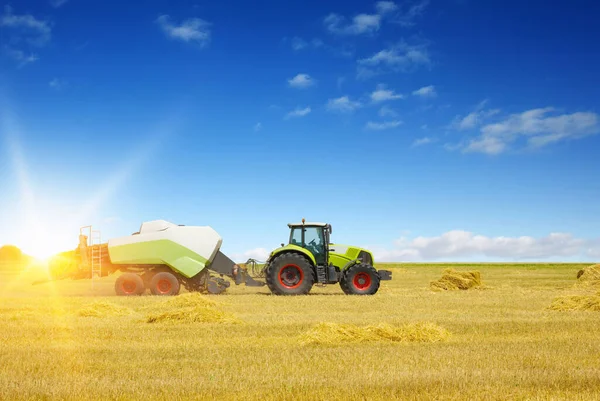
[548,293,600,312]
[576,264,600,283]
[77,301,132,317]
[299,321,451,345]
[430,268,482,291]
[146,294,239,324]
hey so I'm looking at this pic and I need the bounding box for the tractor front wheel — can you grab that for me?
[149,272,181,296]
[265,253,315,295]
[340,263,380,295]
[115,273,145,296]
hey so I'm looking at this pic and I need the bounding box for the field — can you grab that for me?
[1,262,600,400]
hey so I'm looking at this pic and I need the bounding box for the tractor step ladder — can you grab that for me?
[80,225,102,290]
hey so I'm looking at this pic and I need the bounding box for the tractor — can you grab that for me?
[262,219,392,295]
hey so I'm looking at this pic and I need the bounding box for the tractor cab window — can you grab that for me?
[290,226,326,265]
[290,228,303,246]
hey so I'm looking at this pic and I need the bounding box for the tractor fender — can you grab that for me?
[267,245,317,266]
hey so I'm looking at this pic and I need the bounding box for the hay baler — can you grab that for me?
[45,220,264,295]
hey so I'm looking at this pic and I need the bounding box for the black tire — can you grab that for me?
[265,253,315,295]
[149,271,181,296]
[115,273,145,296]
[340,263,380,295]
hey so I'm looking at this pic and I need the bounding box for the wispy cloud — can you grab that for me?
[49,78,65,90]
[389,0,430,27]
[464,108,600,155]
[450,100,500,130]
[254,122,262,132]
[378,105,399,118]
[2,46,38,67]
[50,0,69,8]
[156,15,211,47]
[370,230,600,262]
[324,12,382,36]
[288,73,315,89]
[0,6,51,64]
[412,137,433,147]
[375,1,399,15]
[285,106,311,119]
[0,6,52,46]
[326,96,362,113]
[370,84,404,102]
[412,85,436,97]
[324,1,428,36]
[365,120,403,130]
[357,41,431,78]
[287,36,324,51]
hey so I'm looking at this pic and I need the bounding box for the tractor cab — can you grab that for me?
[287,220,332,266]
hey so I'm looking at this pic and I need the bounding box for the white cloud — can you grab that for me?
[378,105,399,118]
[232,247,271,263]
[324,1,428,36]
[412,137,433,147]
[412,85,436,97]
[0,6,52,47]
[370,84,404,102]
[254,122,262,132]
[452,103,501,131]
[2,46,38,66]
[371,230,600,262]
[289,37,323,51]
[376,1,399,14]
[50,0,69,7]
[357,41,430,78]
[288,73,315,88]
[49,78,65,90]
[366,120,403,130]
[391,0,430,27]
[156,15,211,46]
[291,37,308,50]
[463,108,600,155]
[326,96,362,113]
[285,106,311,119]
[324,12,382,35]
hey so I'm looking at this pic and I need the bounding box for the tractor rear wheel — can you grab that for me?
[265,253,315,295]
[340,263,380,295]
[149,272,181,296]
[115,273,145,296]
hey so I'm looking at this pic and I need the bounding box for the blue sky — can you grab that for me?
[1,0,600,262]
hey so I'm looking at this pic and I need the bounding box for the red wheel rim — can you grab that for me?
[353,272,372,290]
[157,278,172,294]
[278,264,304,289]
[122,280,136,294]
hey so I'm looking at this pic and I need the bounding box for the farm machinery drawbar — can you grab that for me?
[42,219,392,296]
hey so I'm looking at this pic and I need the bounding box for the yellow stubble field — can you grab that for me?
[1,262,599,400]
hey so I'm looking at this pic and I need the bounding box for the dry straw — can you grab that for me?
[77,301,132,317]
[577,264,600,284]
[430,268,483,291]
[548,293,600,312]
[145,293,240,324]
[299,321,451,345]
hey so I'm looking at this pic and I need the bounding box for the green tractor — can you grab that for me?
[262,220,392,295]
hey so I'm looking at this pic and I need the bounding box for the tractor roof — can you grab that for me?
[288,222,328,227]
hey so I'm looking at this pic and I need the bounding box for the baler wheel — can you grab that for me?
[115,273,145,296]
[340,263,380,295]
[149,272,181,296]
